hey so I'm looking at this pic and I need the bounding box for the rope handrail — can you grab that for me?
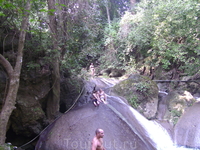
[153,80,200,82]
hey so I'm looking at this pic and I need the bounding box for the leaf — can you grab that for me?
[0,12,5,16]
[49,9,55,13]
[30,19,35,22]
[40,8,48,12]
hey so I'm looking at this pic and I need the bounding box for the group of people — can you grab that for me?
[89,63,106,149]
[92,88,107,107]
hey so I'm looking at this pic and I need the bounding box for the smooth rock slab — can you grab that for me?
[35,98,152,150]
[174,102,200,148]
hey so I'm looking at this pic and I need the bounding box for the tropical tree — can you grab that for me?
[0,0,31,145]
[106,0,200,74]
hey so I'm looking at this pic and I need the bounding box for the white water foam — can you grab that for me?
[128,104,199,150]
[108,96,198,150]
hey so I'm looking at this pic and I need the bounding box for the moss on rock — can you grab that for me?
[111,74,159,119]
[163,91,197,125]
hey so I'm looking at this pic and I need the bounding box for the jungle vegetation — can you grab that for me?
[0,0,199,146]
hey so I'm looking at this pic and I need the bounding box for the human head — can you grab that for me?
[95,128,104,138]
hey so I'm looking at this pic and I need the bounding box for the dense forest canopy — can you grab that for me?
[1,0,199,76]
[104,0,200,74]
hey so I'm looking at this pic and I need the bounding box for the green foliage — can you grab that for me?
[135,82,150,96]
[129,95,139,108]
[26,61,40,71]
[170,109,182,124]
[104,0,200,74]
[149,0,200,70]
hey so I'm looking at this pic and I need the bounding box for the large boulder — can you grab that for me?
[0,68,50,145]
[35,96,157,150]
[77,77,122,107]
[178,72,200,97]
[174,102,200,148]
[10,77,50,137]
[159,91,197,125]
[110,74,159,119]
[100,68,125,77]
[60,77,84,112]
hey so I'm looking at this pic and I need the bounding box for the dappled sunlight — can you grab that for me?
[180,91,195,102]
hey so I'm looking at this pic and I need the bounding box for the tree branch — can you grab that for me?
[0,54,13,79]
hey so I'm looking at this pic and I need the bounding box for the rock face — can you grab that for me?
[100,68,125,77]
[111,74,159,119]
[156,91,197,124]
[10,78,50,137]
[174,102,200,148]
[0,68,82,146]
[179,72,200,97]
[0,69,50,137]
[35,97,155,150]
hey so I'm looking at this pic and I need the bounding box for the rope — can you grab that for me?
[153,80,200,82]
[18,86,85,149]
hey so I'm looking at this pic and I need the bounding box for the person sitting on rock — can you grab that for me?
[99,89,107,104]
[92,90,101,107]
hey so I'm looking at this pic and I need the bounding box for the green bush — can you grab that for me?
[129,95,139,108]
[105,0,200,74]
[135,82,151,97]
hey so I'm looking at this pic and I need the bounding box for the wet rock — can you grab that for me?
[156,92,168,121]
[155,120,174,140]
[174,102,200,148]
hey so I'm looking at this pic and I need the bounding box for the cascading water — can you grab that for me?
[106,96,197,150]
[97,78,197,150]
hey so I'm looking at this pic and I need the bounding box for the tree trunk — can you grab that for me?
[105,1,111,26]
[47,0,60,121]
[0,1,31,144]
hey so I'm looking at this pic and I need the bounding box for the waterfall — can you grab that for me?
[96,78,197,150]
[158,91,168,95]
[106,96,196,150]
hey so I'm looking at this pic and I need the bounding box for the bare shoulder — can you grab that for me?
[91,137,98,150]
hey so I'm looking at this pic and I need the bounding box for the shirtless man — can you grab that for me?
[92,90,100,107]
[91,129,106,150]
[89,63,95,76]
